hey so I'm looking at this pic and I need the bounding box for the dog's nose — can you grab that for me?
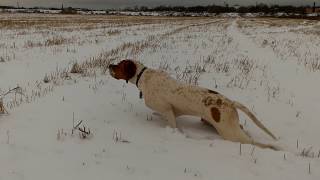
[108,64,115,69]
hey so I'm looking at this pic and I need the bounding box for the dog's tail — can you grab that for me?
[232,101,277,140]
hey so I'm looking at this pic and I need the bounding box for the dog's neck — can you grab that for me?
[127,62,146,89]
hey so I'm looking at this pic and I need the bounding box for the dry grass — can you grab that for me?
[24,40,43,48]
[1,17,208,113]
[0,14,212,30]
[238,18,315,29]
[106,29,121,36]
[45,36,71,46]
[70,62,84,74]
[238,18,320,72]
[0,98,7,114]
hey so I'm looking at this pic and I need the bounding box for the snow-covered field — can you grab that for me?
[1,14,320,179]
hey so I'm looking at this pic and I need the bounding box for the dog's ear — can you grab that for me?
[123,60,136,82]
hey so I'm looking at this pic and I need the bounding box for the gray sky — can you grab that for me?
[0,0,318,9]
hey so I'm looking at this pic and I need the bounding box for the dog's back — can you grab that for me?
[140,68,229,117]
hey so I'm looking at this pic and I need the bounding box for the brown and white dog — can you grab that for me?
[109,60,279,150]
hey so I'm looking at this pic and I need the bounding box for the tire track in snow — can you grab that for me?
[228,19,320,108]
[226,19,312,108]
[228,19,320,152]
[228,19,295,90]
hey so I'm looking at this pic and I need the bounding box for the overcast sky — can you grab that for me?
[0,0,318,9]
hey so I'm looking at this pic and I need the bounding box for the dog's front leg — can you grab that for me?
[162,109,177,129]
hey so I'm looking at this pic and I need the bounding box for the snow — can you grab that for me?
[0,14,320,179]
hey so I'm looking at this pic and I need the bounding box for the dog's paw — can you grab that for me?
[165,126,184,135]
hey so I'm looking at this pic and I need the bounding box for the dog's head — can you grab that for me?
[108,60,137,82]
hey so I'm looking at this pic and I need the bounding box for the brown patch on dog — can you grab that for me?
[216,99,222,107]
[211,107,221,123]
[208,89,219,94]
[203,97,224,107]
[202,96,214,107]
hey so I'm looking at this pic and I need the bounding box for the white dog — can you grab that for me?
[109,60,279,150]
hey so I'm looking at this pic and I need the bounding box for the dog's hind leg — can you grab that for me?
[232,101,277,140]
[206,106,280,150]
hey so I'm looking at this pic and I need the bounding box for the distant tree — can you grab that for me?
[61,7,77,14]
[153,5,170,11]
[139,6,149,12]
[0,5,15,9]
[133,5,139,11]
[256,3,270,13]
[123,7,133,11]
[117,4,311,16]
[237,6,249,13]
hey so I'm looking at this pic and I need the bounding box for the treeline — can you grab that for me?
[0,3,312,14]
[124,4,309,14]
[0,5,61,10]
[0,6,15,9]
